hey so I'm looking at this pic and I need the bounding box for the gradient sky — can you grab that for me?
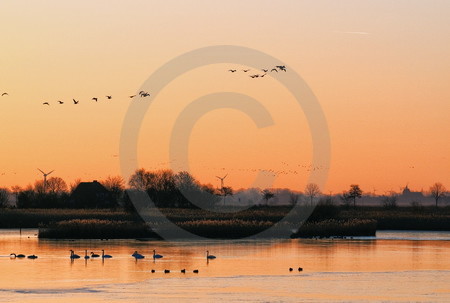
[0,0,449,194]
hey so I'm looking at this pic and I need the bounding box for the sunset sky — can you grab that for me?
[0,1,449,194]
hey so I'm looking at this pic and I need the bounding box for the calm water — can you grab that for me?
[0,229,449,302]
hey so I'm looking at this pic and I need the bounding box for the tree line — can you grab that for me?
[0,170,447,209]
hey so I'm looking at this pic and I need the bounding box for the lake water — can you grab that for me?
[0,229,449,302]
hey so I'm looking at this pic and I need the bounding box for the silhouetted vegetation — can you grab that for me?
[291,219,377,238]
[39,219,159,239]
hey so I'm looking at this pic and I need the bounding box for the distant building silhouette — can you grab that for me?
[69,180,115,208]
[397,185,427,205]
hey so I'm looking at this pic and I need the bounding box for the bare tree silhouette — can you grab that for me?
[305,183,321,206]
[429,182,446,207]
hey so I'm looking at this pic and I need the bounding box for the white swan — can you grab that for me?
[70,250,80,259]
[102,250,112,258]
[132,251,145,259]
[153,250,163,259]
[206,250,216,259]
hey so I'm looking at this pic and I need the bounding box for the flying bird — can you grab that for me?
[242,69,250,72]
[73,99,79,104]
[106,95,112,99]
[260,73,266,77]
[249,74,259,78]
[43,102,50,106]
[228,69,237,72]
[129,95,136,98]
[57,101,64,104]
[1,92,8,96]
[271,68,278,72]
[262,69,268,72]
[92,97,98,102]
[276,65,286,72]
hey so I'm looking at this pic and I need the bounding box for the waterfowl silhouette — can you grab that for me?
[73,99,79,104]
[1,92,8,96]
[84,250,90,259]
[298,267,303,271]
[106,95,112,99]
[242,69,250,72]
[90,252,100,258]
[206,250,216,259]
[181,269,186,273]
[10,253,26,258]
[27,255,38,259]
[70,250,80,259]
[43,102,50,105]
[129,95,136,98]
[289,268,293,272]
[164,269,170,273]
[102,250,112,258]
[276,65,286,72]
[153,250,163,259]
[271,68,278,72]
[262,69,268,72]
[228,69,237,72]
[193,269,199,273]
[57,101,64,104]
[92,97,98,102]
[132,251,145,259]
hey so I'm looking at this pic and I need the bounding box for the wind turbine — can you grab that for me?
[216,174,228,205]
[38,168,54,192]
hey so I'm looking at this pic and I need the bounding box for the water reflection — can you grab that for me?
[1,229,450,302]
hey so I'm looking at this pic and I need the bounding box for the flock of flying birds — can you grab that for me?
[228,65,287,78]
[0,65,287,106]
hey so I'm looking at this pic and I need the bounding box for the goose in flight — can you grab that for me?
[242,69,250,72]
[92,97,98,102]
[1,92,8,96]
[57,101,64,104]
[262,69,268,72]
[276,65,286,72]
[271,68,278,72]
[73,99,79,104]
[228,69,236,72]
[106,95,112,99]
[43,102,50,106]
[129,95,136,98]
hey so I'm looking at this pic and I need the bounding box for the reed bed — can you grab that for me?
[291,219,377,238]
[38,219,159,239]
[176,219,275,238]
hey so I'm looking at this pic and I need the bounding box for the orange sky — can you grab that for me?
[0,1,449,193]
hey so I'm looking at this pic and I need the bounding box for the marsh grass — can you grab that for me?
[292,219,377,238]
[38,219,159,239]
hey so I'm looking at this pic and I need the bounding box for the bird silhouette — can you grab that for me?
[181,269,186,273]
[228,69,237,72]
[43,102,50,106]
[90,252,100,258]
[73,99,79,104]
[132,251,145,259]
[289,268,293,272]
[298,267,303,271]
[10,253,26,258]
[106,95,112,99]
[262,69,268,72]
[242,69,250,72]
[151,269,155,273]
[129,95,136,98]
[1,92,8,96]
[193,269,199,273]
[101,250,112,259]
[92,97,98,102]
[84,250,90,259]
[153,250,163,259]
[276,65,286,71]
[260,73,266,77]
[164,269,170,273]
[70,250,80,259]
[206,250,216,259]
[271,68,278,72]
[57,101,64,104]
[27,255,38,259]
